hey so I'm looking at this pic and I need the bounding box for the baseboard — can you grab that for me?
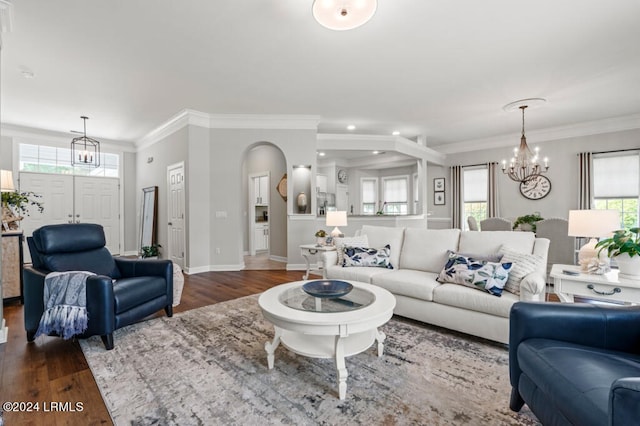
[286,263,308,271]
[269,255,287,263]
[0,319,7,344]
[183,264,246,274]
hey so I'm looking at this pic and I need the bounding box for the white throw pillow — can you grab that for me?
[333,235,369,266]
[499,246,544,295]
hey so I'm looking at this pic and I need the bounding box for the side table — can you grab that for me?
[299,244,336,280]
[550,264,640,304]
[2,231,24,303]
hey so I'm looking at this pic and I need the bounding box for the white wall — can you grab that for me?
[440,128,640,223]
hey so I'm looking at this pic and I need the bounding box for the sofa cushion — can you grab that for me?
[518,339,640,426]
[371,269,440,301]
[499,247,545,295]
[333,235,369,267]
[400,228,461,272]
[343,245,394,268]
[458,231,535,257]
[324,264,392,283]
[436,251,511,296]
[361,225,405,271]
[433,283,518,317]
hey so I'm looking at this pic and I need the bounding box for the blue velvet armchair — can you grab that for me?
[23,223,173,350]
[509,302,640,426]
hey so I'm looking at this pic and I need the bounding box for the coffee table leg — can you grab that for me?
[334,335,348,400]
[375,329,386,357]
[265,327,282,369]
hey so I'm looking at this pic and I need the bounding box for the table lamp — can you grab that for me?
[326,211,347,238]
[568,209,620,270]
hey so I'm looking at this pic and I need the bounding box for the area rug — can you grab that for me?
[80,295,540,425]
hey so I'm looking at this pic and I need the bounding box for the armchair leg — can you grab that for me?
[26,330,36,342]
[510,387,525,412]
[101,333,114,350]
[165,305,173,317]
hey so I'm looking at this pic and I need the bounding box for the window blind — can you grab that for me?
[594,154,640,198]
[463,168,488,203]
[383,177,408,202]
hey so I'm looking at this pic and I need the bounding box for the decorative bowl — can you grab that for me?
[302,280,353,298]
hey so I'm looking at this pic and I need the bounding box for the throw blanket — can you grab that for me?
[36,271,95,340]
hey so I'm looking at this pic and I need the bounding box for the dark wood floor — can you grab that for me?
[0,270,304,426]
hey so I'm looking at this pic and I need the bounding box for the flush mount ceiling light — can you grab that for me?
[501,99,549,183]
[71,116,101,167]
[312,0,377,31]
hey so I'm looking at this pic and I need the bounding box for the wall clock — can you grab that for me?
[337,169,348,184]
[519,175,551,200]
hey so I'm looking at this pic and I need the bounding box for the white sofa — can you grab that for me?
[322,225,550,344]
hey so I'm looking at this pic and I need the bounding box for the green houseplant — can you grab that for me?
[315,229,327,246]
[1,190,44,230]
[141,244,161,259]
[595,228,640,279]
[512,213,544,232]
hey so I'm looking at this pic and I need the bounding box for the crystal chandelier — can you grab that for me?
[71,116,101,167]
[501,104,548,183]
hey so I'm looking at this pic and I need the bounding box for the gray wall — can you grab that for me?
[122,151,137,253]
[436,128,640,223]
[0,136,12,169]
[136,126,189,260]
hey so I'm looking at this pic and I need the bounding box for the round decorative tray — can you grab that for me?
[302,280,353,298]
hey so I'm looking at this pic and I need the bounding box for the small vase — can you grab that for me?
[316,236,326,246]
[615,253,640,280]
[297,192,307,213]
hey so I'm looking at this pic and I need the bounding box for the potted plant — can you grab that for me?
[314,229,327,246]
[595,228,640,279]
[512,213,544,232]
[141,244,161,259]
[1,190,44,231]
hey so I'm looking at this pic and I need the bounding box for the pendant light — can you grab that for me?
[71,116,101,167]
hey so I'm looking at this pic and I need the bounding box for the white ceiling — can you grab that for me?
[3,0,640,151]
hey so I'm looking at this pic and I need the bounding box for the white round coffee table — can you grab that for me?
[258,280,396,400]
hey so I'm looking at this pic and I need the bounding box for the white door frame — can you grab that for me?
[167,161,186,269]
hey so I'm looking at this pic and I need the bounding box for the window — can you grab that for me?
[593,153,639,230]
[382,176,408,215]
[361,177,378,215]
[19,143,120,178]
[463,167,488,229]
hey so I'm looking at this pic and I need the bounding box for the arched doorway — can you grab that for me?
[241,142,287,270]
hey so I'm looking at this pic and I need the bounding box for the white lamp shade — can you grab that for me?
[0,169,15,192]
[326,211,347,227]
[312,0,377,31]
[568,209,620,238]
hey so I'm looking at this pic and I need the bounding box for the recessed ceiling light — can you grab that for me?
[318,152,326,156]
[392,131,400,136]
[347,125,356,131]
[372,150,380,154]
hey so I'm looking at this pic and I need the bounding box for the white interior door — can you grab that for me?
[19,173,74,263]
[336,184,349,211]
[168,162,185,269]
[75,176,120,254]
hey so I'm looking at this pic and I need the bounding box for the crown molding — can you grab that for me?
[136,109,321,150]
[0,0,13,33]
[432,113,640,155]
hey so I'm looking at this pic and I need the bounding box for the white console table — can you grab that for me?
[299,244,336,280]
[550,264,640,304]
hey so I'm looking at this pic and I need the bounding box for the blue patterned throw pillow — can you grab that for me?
[342,245,394,269]
[436,251,512,296]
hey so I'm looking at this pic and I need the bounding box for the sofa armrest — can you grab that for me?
[509,302,640,388]
[321,250,338,267]
[114,258,173,300]
[518,272,546,301]
[610,377,640,425]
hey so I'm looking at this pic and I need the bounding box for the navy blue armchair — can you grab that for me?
[509,302,640,426]
[23,223,173,350]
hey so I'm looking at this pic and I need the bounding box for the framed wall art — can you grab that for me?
[433,178,445,192]
[434,191,445,205]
